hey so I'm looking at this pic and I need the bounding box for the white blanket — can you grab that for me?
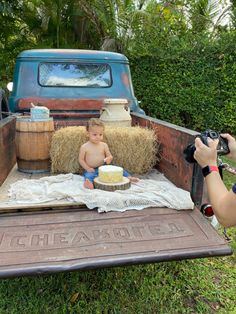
[8,171,194,213]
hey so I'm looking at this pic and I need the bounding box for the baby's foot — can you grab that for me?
[84,179,94,189]
[128,176,139,183]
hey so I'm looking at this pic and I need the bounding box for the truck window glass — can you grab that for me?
[39,63,111,87]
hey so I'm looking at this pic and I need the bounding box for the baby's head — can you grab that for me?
[86,118,105,144]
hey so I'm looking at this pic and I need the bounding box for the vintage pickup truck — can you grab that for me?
[0,49,232,278]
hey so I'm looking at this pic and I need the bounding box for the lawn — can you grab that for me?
[0,162,235,314]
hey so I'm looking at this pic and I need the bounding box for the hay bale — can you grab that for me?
[104,126,158,174]
[50,126,86,174]
[50,126,159,175]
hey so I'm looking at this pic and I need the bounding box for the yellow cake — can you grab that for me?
[98,165,123,183]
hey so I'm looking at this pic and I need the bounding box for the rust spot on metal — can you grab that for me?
[18,98,103,111]
[51,112,100,118]
[131,114,198,192]
[122,73,130,87]
[54,120,89,129]
[0,118,16,186]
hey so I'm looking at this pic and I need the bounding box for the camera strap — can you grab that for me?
[224,165,236,175]
[218,159,236,176]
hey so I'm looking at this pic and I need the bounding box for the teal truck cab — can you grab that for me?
[8,49,144,127]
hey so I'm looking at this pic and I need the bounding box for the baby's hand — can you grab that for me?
[104,155,113,164]
[87,167,95,172]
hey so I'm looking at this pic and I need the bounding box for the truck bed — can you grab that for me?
[0,115,232,278]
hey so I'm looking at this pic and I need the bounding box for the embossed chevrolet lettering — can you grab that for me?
[0,222,187,251]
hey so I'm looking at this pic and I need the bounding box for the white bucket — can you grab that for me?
[100,98,131,127]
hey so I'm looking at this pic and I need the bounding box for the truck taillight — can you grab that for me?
[201,204,214,217]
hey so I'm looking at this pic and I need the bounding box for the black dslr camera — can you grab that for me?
[184,129,230,163]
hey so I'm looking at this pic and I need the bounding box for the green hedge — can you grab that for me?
[129,33,236,134]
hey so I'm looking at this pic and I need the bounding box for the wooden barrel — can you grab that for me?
[15,117,55,173]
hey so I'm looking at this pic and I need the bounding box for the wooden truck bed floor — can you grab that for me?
[0,164,193,213]
[0,165,84,212]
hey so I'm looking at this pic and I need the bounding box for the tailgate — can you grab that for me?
[0,207,232,278]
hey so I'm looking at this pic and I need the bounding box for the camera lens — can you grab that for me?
[183,144,196,163]
[210,131,218,138]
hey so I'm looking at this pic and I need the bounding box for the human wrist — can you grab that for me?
[202,165,219,177]
[199,161,217,168]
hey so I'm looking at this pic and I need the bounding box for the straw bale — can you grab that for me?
[103,126,159,174]
[50,126,86,174]
[50,126,159,175]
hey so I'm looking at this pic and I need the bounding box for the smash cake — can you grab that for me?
[98,165,123,183]
[94,165,131,191]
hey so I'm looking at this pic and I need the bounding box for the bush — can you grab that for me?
[130,32,236,134]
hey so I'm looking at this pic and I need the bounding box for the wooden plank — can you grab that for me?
[0,202,85,212]
[0,165,31,203]
[0,166,84,213]
[0,117,16,186]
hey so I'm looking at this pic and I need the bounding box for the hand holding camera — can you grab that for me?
[184,130,230,164]
[220,133,236,161]
[184,130,236,228]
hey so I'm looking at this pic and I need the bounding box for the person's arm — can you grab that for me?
[221,133,236,162]
[104,143,113,164]
[194,137,236,228]
[204,171,236,227]
[79,145,95,172]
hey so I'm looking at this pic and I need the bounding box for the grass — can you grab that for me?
[0,162,235,314]
[0,251,235,314]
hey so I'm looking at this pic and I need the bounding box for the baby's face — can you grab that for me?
[88,126,104,144]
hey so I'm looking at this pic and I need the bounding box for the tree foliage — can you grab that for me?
[0,0,235,132]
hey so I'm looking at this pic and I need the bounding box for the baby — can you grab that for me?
[79,118,139,189]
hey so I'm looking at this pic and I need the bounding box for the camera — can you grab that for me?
[184,129,230,163]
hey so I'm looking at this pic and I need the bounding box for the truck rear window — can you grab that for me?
[39,63,111,87]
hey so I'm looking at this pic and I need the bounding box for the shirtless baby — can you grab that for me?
[79,118,139,189]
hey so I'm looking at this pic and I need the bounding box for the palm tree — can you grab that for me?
[229,0,236,29]
[76,0,158,52]
[188,0,230,34]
